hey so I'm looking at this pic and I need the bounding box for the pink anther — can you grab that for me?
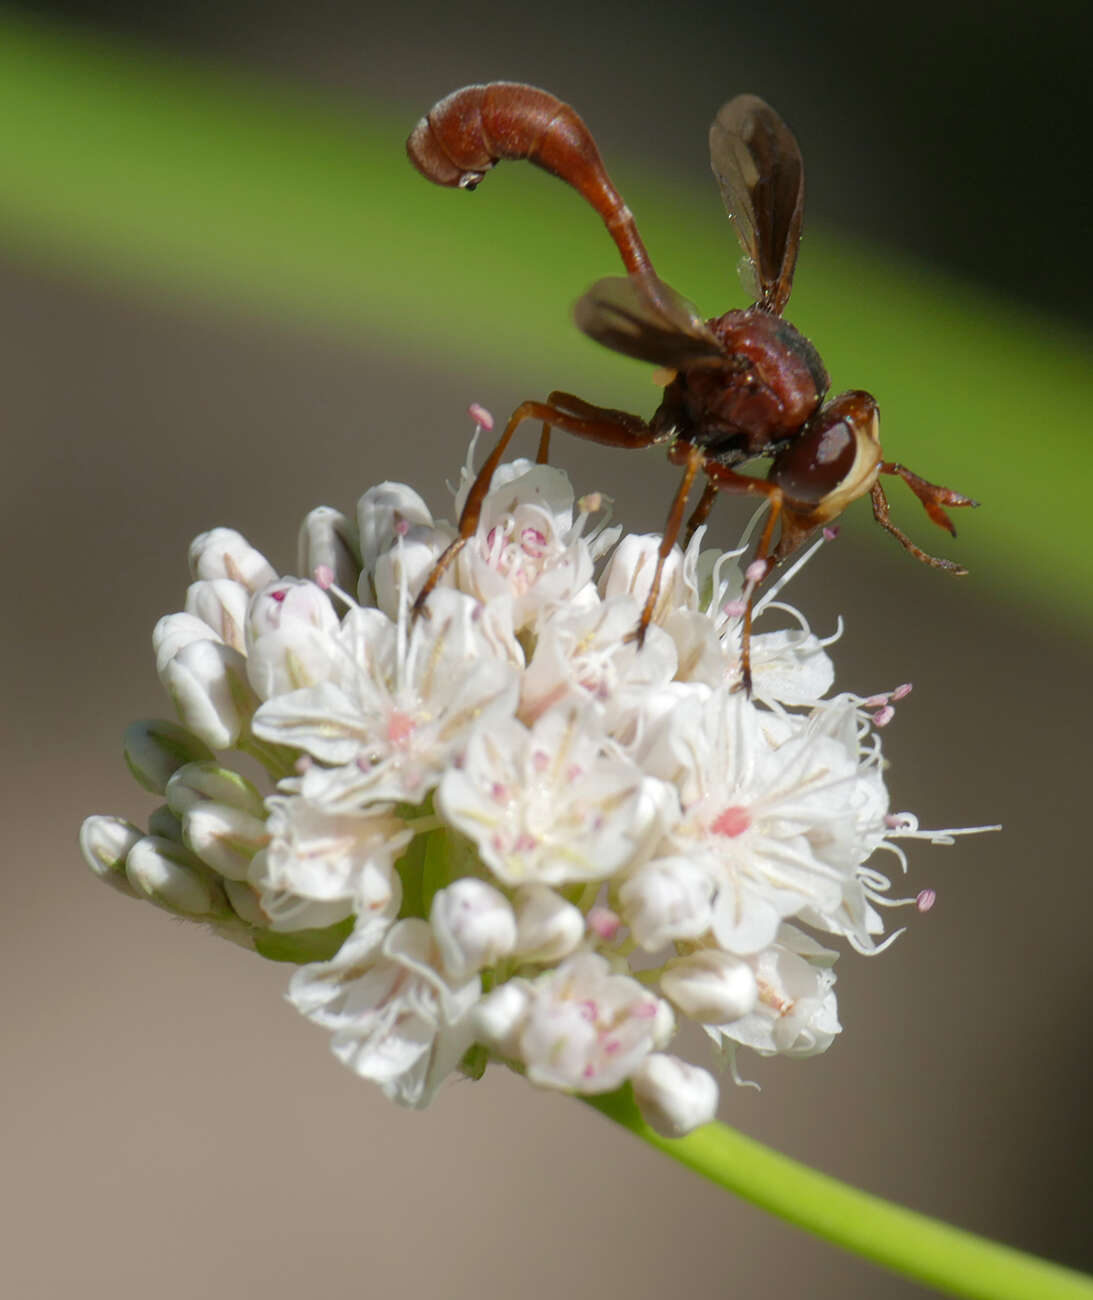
[916,888,937,913]
[587,906,621,941]
[872,705,896,728]
[468,402,495,432]
[313,564,334,590]
[711,805,751,838]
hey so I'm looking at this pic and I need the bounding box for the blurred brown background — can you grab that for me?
[3,4,1091,1299]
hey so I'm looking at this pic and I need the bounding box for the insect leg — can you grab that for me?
[870,479,969,575]
[625,443,705,647]
[880,462,978,537]
[683,480,719,545]
[413,398,659,618]
[699,461,789,695]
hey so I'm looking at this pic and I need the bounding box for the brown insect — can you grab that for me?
[406,82,976,691]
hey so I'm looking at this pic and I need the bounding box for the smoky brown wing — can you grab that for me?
[573,274,725,368]
[709,94,805,315]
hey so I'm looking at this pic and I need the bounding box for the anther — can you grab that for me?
[467,402,495,431]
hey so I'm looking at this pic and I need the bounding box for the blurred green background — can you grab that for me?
[2,5,1090,1300]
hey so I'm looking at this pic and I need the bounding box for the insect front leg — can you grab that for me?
[870,464,976,576]
[698,460,789,696]
[879,462,978,540]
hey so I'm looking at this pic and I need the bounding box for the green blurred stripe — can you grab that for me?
[1,12,1090,628]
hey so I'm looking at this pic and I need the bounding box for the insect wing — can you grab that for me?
[709,94,805,315]
[574,274,725,368]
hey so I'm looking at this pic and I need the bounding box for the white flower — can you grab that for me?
[503,952,674,1094]
[437,704,669,887]
[519,596,678,741]
[641,689,882,955]
[253,588,520,809]
[289,917,481,1109]
[452,460,611,630]
[250,794,410,930]
[708,925,841,1060]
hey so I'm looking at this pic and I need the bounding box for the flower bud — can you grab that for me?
[356,482,434,575]
[660,950,758,1024]
[189,527,277,593]
[222,879,269,927]
[152,612,218,675]
[79,815,143,897]
[123,718,216,795]
[370,523,453,617]
[125,835,224,917]
[159,639,258,750]
[430,878,516,981]
[245,579,341,698]
[165,761,265,819]
[631,1053,719,1136]
[599,533,688,614]
[184,579,249,652]
[618,860,714,951]
[512,885,584,962]
[147,804,184,844]
[472,981,530,1054]
[183,803,270,881]
[297,506,361,593]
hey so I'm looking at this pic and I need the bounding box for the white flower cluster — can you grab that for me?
[81,418,977,1135]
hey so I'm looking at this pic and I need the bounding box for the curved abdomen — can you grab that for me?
[406,82,654,279]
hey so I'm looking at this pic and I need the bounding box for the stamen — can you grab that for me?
[823,525,840,541]
[467,402,494,432]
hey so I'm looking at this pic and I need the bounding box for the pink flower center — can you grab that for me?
[711,805,751,838]
[386,710,415,746]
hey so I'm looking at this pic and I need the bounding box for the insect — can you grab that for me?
[406,82,976,691]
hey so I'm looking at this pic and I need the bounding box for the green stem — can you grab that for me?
[583,1088,1093,1300]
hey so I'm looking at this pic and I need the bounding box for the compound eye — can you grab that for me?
[769,390,882,516]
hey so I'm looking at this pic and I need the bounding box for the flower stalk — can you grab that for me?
[585,1088,1093,1300]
